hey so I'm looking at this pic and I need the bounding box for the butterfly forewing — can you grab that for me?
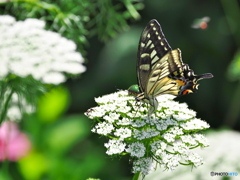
[137,19,172,93]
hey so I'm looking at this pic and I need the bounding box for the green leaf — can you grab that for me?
[227,49,240,81]
[44,114,90,155]
[37,86,69,123]
[18,151,49,180]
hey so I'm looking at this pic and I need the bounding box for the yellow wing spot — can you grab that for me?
[160,61,169,68]
[156,32,159,35]
[141,42,145,48]
[146,40,152,47]
[152,69,161,76]
[140,64,150,70]
[141,53,149,58]
[150,23,154,26]
[164,55,169,60]
[158,36,161,40]
[153,27,156,31]
[160,42,164,46]
[164,47,168,51]
[171,49,182,62]
[150,50,157,58]
[151,56,159,64]
[149,76,159,82]
[155,63,161,68]
[147,33,150,38]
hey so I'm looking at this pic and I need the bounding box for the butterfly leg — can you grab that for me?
[132,98,143,117]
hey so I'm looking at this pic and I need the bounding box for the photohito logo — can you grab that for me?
[210,171,238,176]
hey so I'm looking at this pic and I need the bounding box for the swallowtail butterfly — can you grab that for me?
[128,19,213,115]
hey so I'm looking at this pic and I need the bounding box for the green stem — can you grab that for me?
[132,172,141,180]
[0,88,14,125]
[0,160,11,180]
[124,0,141,20]
[0,82,7,106]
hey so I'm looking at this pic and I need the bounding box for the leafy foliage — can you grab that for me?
[228,50,240,81]
[1,0,143,55]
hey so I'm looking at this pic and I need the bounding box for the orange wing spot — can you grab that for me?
[182,90,193,95]
[175,80,186,86]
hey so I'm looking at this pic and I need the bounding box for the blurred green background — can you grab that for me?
[0,0,240,180]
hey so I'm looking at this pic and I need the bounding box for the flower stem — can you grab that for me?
[0,160,11,180]
[132,172,140,180]
[0,88,14,125]
[123,0,141,20]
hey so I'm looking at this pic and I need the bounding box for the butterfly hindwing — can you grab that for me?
[147,49,185,97]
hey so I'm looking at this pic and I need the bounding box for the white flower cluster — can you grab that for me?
[132,157,155,176]
[145,130,240,180]
[85,90,210,175]
[0,15,86,84]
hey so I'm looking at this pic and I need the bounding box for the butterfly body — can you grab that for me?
[129,19,213,115]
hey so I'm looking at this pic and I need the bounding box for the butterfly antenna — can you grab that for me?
[197,73,214,80]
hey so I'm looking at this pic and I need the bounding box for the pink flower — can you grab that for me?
[0,121,31,161]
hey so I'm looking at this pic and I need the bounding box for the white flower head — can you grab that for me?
[104,139,126,155]
[183,152,204,167]
[181,118,210,130]
[114,127,132,140]
[91,122,114,136]
[0,15,86,84]
[126,142,146,158]
[145,130,240,180]
[132,157,155,175]
[161,152,181,170]
[150,140,167,155]
[85,90,210,175]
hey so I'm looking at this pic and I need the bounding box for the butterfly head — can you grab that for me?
[128,84,147,103]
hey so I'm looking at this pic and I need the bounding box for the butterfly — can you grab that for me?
[128,19,213,115]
